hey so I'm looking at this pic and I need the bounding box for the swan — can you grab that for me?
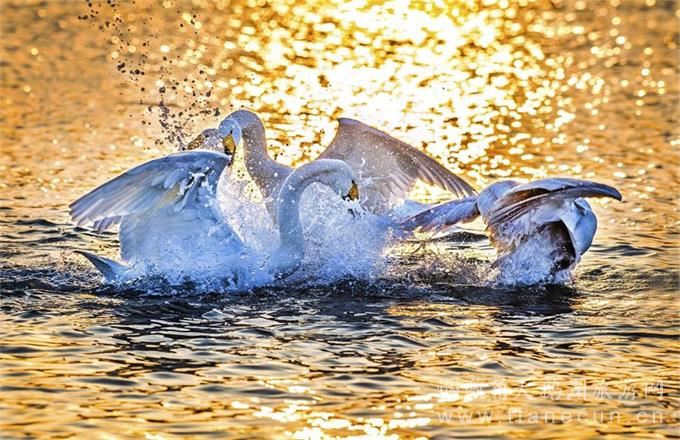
[190,110,476,222]
[69,150,360,288]
[400,178,622,282]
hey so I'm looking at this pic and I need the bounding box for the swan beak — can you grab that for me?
[222,133,237,161]
[185,133,205,151]
[342,181,360,217]
[343,181,359,202]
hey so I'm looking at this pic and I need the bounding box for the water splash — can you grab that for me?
[70,172,397,292]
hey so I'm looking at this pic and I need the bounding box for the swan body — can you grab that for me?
[70,150,359,288]
[401,178,622,283]
[198,110,475,222]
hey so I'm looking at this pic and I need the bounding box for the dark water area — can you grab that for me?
[1,0,678,438]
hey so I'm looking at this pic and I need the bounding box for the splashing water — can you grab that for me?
[93,171,398,292]
[2,0,678,438]
[492,232,575,286]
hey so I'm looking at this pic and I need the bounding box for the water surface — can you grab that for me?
[1,0,678,438]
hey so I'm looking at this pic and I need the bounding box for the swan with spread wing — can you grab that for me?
[190,110,475,221]
[70,147,360,287]
[401,178,622,283]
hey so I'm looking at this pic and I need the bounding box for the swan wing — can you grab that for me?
[486,178,622,227]
[70,150,231,230]
[70,150,244,264]
[399,197,480,232]
[319,118,476,213]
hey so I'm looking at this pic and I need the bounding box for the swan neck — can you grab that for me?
[270,176,307,277]
[269,160,350,279]
[230,111,275,172]
[231,110,290,203]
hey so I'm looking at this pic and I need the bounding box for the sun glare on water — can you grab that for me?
[0,0,677,438]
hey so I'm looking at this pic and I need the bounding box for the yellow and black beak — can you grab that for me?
[343,181,359,202]
[222,133,237,158]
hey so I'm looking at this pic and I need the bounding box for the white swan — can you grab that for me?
[69,151,359,288]
[193,110,475,221]
[401,178,622,282]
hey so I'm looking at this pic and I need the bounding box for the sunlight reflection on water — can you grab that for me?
[0,0,678,438]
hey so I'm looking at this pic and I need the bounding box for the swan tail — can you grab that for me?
[76,250,128,282]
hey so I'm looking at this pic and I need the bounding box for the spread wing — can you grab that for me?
[70,150,232,230]
[487,178,622,226]
[69,150,243,264]
[319,118,476,214]
[400,197,480,232]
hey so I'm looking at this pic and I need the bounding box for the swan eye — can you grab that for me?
[186,134,205,151]
[222,133,237,157]
[343,181,359,201]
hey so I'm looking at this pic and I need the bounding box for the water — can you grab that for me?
[1,0,678,437]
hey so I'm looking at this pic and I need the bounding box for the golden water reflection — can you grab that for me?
[1,0,678,438]
[2,0,677,244]
[2,292,677,438]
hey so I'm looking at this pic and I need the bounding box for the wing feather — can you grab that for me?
[69,150,231,231]
[319,118,475,213]
[70,150,244,266]
[400,197,480,232]
[487,179,622,226]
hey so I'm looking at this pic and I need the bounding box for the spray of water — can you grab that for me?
[95,171,397,292]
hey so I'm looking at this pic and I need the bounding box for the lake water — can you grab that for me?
[1,0,678,438]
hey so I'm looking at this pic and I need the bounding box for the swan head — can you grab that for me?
[278,159,361,221]
[186,128,237,163]
[216,116,243,159]
[307,159,359,203]
[309,159,360,216]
